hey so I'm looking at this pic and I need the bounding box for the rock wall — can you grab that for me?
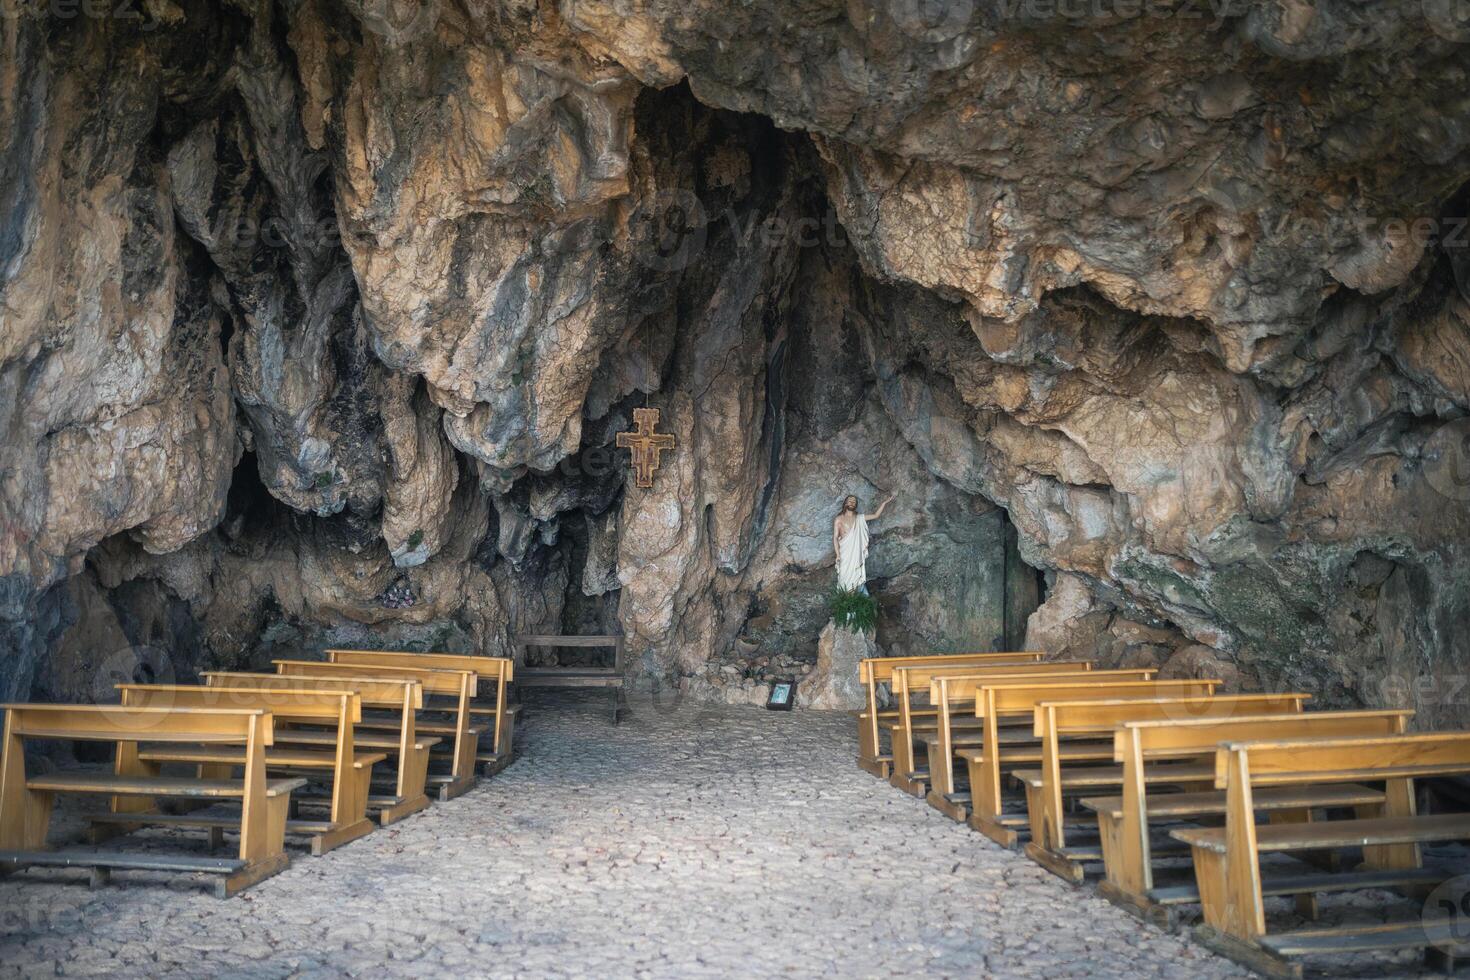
[1,1,1467,721]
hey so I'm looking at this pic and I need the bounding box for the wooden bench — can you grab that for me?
[884,659,1092,795]
[104,685,383,856]
[921,668,1156,818]
[857,652,1044,777]
[963,678,1222,846]
[1080,709,1414,926]
[324,649,518,775]
[202,672,436,825]
[274,660,480,801]
[1013,693,1311,883]
[514,634,625,724]
[1172,732,1470,977]
[1,703,304,897]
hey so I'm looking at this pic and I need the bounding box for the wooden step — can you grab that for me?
[1174,812,1470,855]
[1259,916,1470,957]
[1058,840,1190,863]
[28,773,305,799]
[468,703,522,718]
[1149,866,1450,907]
[88,812,337,835]
[0,849,246,874]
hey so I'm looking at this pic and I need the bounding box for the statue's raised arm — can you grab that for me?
[866,493,895,522]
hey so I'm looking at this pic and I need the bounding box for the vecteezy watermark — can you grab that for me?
[1370,671,1470,708]
[350,0,440,44]
[1424,0,1470,41]
[1424,876,1470,955]
[630,189,709,274]
[1251,212,1470,253]
[1423,418,1470,503]
[92,644,176,724]
[0,901,90,937]
[994,0,1244,24]
[886,0,975,42]
[0,0,162,29]
[218,214,344,255]
[629,190,852,274]
[552,446,618,481]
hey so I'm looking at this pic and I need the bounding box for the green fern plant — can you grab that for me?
[830,587,877,633]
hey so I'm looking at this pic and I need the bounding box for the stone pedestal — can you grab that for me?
[798,620,876,710]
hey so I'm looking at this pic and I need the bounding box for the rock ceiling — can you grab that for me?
[1,0,1467,719]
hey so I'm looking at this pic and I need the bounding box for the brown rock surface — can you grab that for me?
[2,1,1468,724]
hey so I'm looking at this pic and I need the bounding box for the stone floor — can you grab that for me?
[0,693,1450,978]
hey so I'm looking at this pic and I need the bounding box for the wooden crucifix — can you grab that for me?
[616,407,676,488]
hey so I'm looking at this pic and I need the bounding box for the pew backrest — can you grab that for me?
[896,660,1093,696]
[934,668,1154,704]
[1115,708,1413,762]
[325,649,513,685]
[1215,732,1470,789]
[860,652,1044,685]
[118,685,361,725]
[978,679,1220,718]
[1,703,274,743]
[1034,693,1310,739]
[203,671,423,712]
[273,660,475,695]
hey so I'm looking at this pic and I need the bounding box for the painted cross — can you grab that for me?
[616,407,676,488]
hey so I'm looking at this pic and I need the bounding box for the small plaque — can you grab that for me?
[766,679,796,711]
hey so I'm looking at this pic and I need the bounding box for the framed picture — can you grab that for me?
[766,679,795,711]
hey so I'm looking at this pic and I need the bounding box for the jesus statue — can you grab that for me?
[833,492,895,593]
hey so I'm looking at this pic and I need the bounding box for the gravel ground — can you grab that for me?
[0,692,1455,978]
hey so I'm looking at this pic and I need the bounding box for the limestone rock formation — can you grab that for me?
[1,0,1468,723]
[801,622,876,712]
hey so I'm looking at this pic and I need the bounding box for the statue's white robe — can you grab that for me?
[836,515,869,592]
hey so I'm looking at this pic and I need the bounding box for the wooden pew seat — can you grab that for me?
[1174,811,1470,856]
[1179,731,1470,976]
[1258,917,1470,963]
[956,741,1112,768]
[2,703,300,897]
[139,745,388,772]
[1082,783,1385,823]
[358,717,487,738]
[856,651,1048,776]
[324,649,518,775]
[280,727,441,754]
[28,771,305,800]
[1013,761,1214,792]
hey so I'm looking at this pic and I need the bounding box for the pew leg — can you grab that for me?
[1023,781,1047,848]
[22,790,54,850]
[857,713,878,770]
[888,727,914,789]
[1096,811,1128,889]
[497,708,517,761]
[1361,779,1421,871]
[1191,848,1234,934]
[216,851,290,899]
[264,793,290,858]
